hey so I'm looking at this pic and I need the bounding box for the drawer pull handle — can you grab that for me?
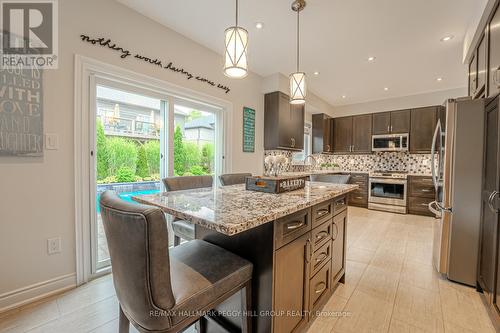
[317,209,330,217]
[286,221,304,230]
[315,252,328,263]
[315,231,329,241]
[335,200,345,206]
[421,189,432,192]
[420,203,429,206]
[315,282,327,294]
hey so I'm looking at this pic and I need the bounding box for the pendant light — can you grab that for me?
[223,0,248,78]
[289,0,306,104]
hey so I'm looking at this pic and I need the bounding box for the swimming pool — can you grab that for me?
[96,189,159,213]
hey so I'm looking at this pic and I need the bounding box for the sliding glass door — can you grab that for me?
[90,79,224,275]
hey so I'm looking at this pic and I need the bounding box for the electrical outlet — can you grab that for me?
[47,237,61,255]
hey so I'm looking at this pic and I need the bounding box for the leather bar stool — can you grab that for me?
[162,175,213,246]
[99,191,253,333]
[219,173,252,186]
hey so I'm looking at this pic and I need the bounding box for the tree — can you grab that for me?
[136,145,149,178]
[173,125,185,176]
[201,143,214,174]
[96,119,109,180]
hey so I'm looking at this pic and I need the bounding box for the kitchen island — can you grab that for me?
[133,181,358,333]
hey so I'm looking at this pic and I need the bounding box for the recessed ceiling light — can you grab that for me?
[255,22,264,29]
[342,95,347,99]
[437,77,443,82]
[368,56,376,62]
[384,87,389,91]
[313,71,320,76]
[440,35,454,42]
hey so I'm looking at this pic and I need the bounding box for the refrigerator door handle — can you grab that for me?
[431,120,441,191]
[488,191,499,213]
[428,201,442,218]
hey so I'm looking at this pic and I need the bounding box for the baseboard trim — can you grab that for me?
[0,273,77,314]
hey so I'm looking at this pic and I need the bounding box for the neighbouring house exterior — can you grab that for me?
[96,86,214,143]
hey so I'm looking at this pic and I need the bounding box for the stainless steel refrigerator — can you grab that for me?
[428,98,485,286]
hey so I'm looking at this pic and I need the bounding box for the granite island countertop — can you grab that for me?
[133,182,358,236]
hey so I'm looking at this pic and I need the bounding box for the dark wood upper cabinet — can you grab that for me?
[372,112,391,135]
[372,110,410,135]
[477,35,487,94]
[489,5,500,98]
[312,113,333,154]
[410,106,438,153]
[352,114,372,153]
[264,91,304,151]
[333,117,353,153]
[390,110,411,133]
[470,53,478,97]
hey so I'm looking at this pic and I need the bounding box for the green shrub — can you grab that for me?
[116,166,136,183]
[136,145,149,178]
[107,137,138,175]
[184,142,201,170]
[96,119,109,180]
[143,140,160,174]
[189,165,205,175]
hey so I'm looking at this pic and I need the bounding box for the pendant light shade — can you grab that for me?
[289,71,306,104]
[224,0,248,78]
[224,26,248,78]
[289,0,306,104]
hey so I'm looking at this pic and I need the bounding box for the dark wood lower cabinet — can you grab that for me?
[274,232,310,333]
[408,176,435,216]
[348,173,369,208]
[331,210,346,280]
[478,97,500,330]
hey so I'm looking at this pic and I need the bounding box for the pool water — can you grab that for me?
[96,189,159,213]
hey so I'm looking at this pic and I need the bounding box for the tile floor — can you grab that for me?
[0,207,495,333]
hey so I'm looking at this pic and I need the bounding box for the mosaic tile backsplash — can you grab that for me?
[264,150,433,175]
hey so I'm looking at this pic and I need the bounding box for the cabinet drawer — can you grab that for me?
[349,193,367,207]
[409,177,435,198]
[309,260,331,311]
[350,173,368,180]
[311,240,332,276]
[312,219,332,251]
[312,201,333,228]
[275,208,311,249]
[408,196,434,216]
[333,196,347,216]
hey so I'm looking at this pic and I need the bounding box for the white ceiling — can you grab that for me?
[117,0,478,106]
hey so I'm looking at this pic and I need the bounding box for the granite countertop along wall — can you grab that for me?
[133,182,358,236]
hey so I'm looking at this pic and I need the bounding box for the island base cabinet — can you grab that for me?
[332,210,347,281]
[273,232,310,333]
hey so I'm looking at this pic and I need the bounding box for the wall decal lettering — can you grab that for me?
[80,34,231,94]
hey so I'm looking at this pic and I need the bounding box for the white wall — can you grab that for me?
[332,87,467,117]
[0,0,267,305]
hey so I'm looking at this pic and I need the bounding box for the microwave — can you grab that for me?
[372,133,409,152]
